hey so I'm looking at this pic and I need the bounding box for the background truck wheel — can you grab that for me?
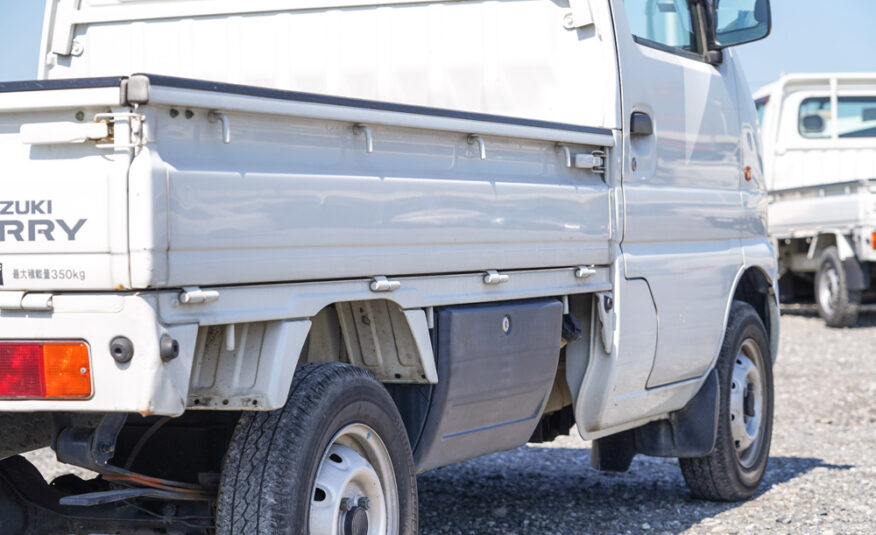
[679,301,773,501]
[216,362,418,535]
[814,246,860,327]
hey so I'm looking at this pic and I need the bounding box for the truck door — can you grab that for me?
[612,0,744,387]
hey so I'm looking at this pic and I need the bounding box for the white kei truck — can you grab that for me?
[755,74,876,327]
[0,0,777,533]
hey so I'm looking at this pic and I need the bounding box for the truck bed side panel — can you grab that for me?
[146,107,612,287]
[769,180,876,238]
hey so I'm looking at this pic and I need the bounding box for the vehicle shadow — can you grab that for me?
[417,445,851,534]
[780,304,876,328]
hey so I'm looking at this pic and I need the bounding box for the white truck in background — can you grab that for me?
[0,1,776,534]
[755,74,876,326]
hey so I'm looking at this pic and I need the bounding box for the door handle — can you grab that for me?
[630,112,653,136]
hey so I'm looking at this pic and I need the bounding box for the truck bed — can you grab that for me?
[1,74,615,291]
[769,178,876,239]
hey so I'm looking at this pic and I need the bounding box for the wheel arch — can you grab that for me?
[811,233,870,292]
[300,300,437,385]
[808,231,856,261]
[590,263,779,469]
[186,299,437,412]
[731,266,779,363]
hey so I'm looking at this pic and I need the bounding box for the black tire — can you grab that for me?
[679,301,773,501]
[216,362,418,535]
[814,246,860,327]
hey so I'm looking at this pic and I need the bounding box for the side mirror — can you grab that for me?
[711,0,771,48]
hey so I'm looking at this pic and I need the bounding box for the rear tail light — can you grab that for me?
[0,342,91,399]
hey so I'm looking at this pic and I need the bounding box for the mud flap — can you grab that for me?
[634,368,719,457]
[591,369,719,471]
[842,257,870,291]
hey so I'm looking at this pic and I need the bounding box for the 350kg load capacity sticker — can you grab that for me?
[9,267,86,281]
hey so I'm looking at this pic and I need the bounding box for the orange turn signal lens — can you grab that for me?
[0,342,92,399]
[42,343,92,398]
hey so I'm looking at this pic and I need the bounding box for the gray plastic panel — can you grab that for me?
[413,298,563,472]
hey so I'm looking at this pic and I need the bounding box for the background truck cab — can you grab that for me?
[0,1,776,534]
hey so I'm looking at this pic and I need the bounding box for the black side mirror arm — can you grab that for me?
[704,49,724,66]
[696,0,723,66]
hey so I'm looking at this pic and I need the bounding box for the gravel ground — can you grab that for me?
[24,309,876,534]
[417,308,876,535]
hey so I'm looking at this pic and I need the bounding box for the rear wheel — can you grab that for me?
[814,246,860,327]
[679,301,773,501]
[216,362,418,535]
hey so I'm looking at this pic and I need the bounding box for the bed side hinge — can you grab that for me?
[0,291,54,311]
[93,112,146,149]
[575,150,606,174]
[370,276,401,292]
[178,286,220,305]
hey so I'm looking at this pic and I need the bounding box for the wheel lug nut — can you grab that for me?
[340,497,353,512]
[357,496,370,510]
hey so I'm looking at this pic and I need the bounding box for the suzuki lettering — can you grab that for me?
[0,200,86,241]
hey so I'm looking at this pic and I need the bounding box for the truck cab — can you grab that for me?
[756,73,876,326]
[0,1,776,533]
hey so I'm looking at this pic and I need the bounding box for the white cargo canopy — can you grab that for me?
[40,0,620,131]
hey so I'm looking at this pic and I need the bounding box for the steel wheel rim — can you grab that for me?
[818,263,840,315]
[729,338,766,468]
[310,424,399,535]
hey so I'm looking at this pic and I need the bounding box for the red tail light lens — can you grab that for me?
[0,344,44,397]
[0,342,92,399]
